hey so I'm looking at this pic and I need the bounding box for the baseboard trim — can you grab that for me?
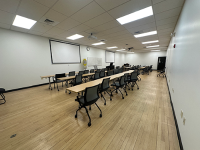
[166,77,184,150]
[5,82,53,93]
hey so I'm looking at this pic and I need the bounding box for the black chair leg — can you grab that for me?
[106,91,112,101]
[0,93,6,105]
[135,82,139,89]
[84,106,91,127]
[123,87,128,96]
[75,106,82,118]
[95,103,102,118]
[118,89,124,99]
[101,93,106,105]
[56,82,59,91]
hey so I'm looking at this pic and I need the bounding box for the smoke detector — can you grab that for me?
[88,33,98,40]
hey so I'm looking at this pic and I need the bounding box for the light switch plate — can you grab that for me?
[181,110,183,118]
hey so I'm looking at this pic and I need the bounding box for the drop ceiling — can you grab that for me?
[0,0,185,53]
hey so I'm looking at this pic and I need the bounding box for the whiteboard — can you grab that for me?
[105,51,115,63]
[50,40,81,64]
[87,57,102,66]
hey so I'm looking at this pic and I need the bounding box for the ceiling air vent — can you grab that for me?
[44,19,54,25]
[40,17,59,26]
[134,31,143,34]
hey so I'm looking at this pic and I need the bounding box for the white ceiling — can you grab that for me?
[0,0,185,53]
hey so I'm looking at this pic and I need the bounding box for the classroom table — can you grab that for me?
[40,72,79,90]
[124,67,131,71]
[139,67,145,70]
[66,70,134,93]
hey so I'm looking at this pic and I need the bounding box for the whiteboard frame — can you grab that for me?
[105,51,115,63]
[49,39,81,64]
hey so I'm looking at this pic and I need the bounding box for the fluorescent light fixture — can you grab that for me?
[127,52,134,53]
[142,40,159,44]
[116,49,126,51]
[67,34,84,40]
[146,45,159,48]
[134,31,157,38]
[12,15,37,29]
[117,6,153,25]
[92,42,105,45]
[151,50,160,51]
[107,46,118,49]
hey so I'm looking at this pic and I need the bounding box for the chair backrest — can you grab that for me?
[119,76,125,86]
[97,69,101,72]
[75,74,82,85]
[124,73,129,82]
[101,68,106,71]
[84,70,89,74]
[114,69,118,74]
[84,84,100,105]
[118,68,123,73]
[78,71,84,75]
[99,71,105,78]
[107,70,114,76]
[100,78,110,91]
[55,73,66,80]
[94,72,100,80]
[130,72,138,80]
[69,71,75,76]
[116,66,120,69]
[90,69,94,73]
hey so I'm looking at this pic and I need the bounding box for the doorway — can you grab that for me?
[157,57,166,70]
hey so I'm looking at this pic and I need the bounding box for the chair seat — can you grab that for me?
[0,88,5,93]
[78,97,85,104]
[111,82,120,87]
[55,80,65,83]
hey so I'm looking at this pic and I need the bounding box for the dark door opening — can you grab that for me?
[157,57,166,70]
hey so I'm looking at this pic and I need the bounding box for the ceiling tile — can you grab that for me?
[123,16,155,29]
[156,15,179,26]
[152,0,165,4]
[158,30,171,36]
[17,0,49,20]
[0,0,21,13]
[28,30,43,35]
[127,22,156,34]
[34,0,58,8]
[84,28,99,34]
[45,27,65,35]
[31,22,52,33]
[153,0,184,14]
[83,13,114,28]
[155,7,182,21]
[71,2,105,23]
[157,27,174,34]
[94,20,120,32]
[98,26,126,36]
[0,10,15,25]
[67,24,90,33]
[52,0,93,16]
[108,0,151,19]
[56,18,81,30]
[11,26,29,33]
[157,22,176,31]
[95,0,130,11]
[136,34,158,42]
[39,9,68,23]
[0,22,11,29]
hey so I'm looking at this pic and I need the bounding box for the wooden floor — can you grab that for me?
[0,71,180,150]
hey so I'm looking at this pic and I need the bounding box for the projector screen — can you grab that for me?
[49,40,81,64]
[105,51,115,63]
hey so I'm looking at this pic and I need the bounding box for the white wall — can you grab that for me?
[0,28,125,90]
[125,51,166,70]
[166,0,200,150]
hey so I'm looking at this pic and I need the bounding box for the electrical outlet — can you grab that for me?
[183,117,186,125]
[181,110,183,118]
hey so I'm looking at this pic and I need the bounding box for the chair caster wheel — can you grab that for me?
[104,103,106,105]
[69,91,71,94]
[132,89,133,91]
[122,97,124,99]
[88,122,91,127]
[111,94,113,97]
[128,89,130,90]
[58,89,59,91]
[51,88,52,90]
[137,88,139,90]
[126,94,128,96]
[89,107,91,110]
[75,114,77,118]
[110,98,112,101]
[99,114,102,118]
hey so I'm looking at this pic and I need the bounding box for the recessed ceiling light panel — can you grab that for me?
[146,45,159,48]
[92,42,105,45]
[67,34,84,40]
[117,6,153,25]
[134,31,157,38]
[107,46,118,49]
[142,40,159,44]
[116,49,126,51]
[12,15,37,29]
[151,50,160,51]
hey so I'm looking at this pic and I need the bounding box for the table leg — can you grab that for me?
[48,77,52,90]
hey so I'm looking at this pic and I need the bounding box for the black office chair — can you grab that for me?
[128,72,139,90]
[83,70,89,82]
[90,69,94,73]
[69,71,75,76]
[91,72,100,80]
[116,66,120,69]
[124,73,130,90]
[75,84,102,126]
[69,74,83,87]
[96,69,101,73]
[157,68,166,77]
[149,65,153,72]
[78,71,84,75]
[137,69,141,81]
[111,76,127,99]
[99,71,105,78]
[113,69,118,74]
[99,78,112,105]
[0,88,6,105]
[107,70,114,76]
[54,73,66,91]
[118,68,123,73]
[142,66,149,75]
